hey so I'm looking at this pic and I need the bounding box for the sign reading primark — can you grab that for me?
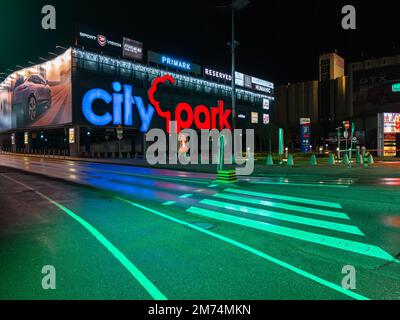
[148,50,201,75]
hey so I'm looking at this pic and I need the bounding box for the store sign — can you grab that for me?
[263,98,270,110]
[235,71,274,94]
[81,81,155,132]
[300,118,311,153]
[77,25,142,61]
[392,83,400,92]
[382,112,400,156]
[81,75,231,133]
[148,75,231,132]
[263,114,270,125]
[69,128,75,144]
[148,51,201,75]
[122,37,143,61]
[204,68,232,81]
[251,112,258,124]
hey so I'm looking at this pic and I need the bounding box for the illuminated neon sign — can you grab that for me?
[81,75,231,133]
[148,75,232,133]
[81,81,154,132]
[148,51,201,74]
[392,83,400,92]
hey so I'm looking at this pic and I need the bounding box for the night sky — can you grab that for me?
[1,0,400,85]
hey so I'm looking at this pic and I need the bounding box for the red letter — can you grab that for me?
[218,100,231,130]
[175,102,193,132]
[194,105,211,130]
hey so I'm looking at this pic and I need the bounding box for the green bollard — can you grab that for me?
[356,153,362,164]
[266,154,274,166]
[328,153,335,165]
[368,154,374,165]
[287,154,294,166]
[310,154,317,166]
[342,154,350,165]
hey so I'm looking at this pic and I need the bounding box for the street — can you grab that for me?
[0,154,399,300]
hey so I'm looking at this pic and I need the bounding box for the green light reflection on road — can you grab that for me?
[116,196,369,300]
[214,193,349,220]
[186,206,398,263]
[224,188,343,209]
[202,197,364,235]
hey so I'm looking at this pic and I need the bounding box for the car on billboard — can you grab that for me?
[367,80,400,105]
[12,74,52,127]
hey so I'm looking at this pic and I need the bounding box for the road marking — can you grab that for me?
[116,196,369,300]
[224,188,342,209]
[179,194,193,199]
[162,201,176,206]
[200,198,364,236]
[186,206,398,264]
[213,193,350,220]
[248,181,350,188]
[0,173,167,301]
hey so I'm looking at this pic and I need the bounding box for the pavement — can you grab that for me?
[0,153,399,300]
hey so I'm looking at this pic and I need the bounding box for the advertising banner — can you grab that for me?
[353,65,400,116]
[300,118,311,153]
[0,49,72,132]
[77,25,143,61]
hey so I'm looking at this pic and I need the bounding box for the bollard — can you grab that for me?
[287,154,294,166]
[368,154,374,165]
[266,154,274,166]
[342,154,350,165]
[328,153,335,165]
[310,154,317,166]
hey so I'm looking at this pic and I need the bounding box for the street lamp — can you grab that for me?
[225,0,250,129]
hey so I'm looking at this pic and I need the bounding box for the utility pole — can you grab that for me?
[230,7,237,129]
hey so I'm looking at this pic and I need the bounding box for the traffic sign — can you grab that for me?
[343,130,349,139]
[116,126,123,140]
[343,121,350,130]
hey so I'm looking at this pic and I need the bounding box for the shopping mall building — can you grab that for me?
[0,27,274,157]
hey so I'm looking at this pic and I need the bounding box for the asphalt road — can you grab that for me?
[0,154,399,299]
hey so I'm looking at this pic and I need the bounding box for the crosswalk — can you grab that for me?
[186,187,399,264]
[246,174,354,188]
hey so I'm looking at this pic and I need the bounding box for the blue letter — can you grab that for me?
[123,85,134,126]
[82,89,112,126]
[134,96,154,132]
[112,82,123,125]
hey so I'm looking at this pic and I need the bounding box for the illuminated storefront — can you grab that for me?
[0,31,274,156]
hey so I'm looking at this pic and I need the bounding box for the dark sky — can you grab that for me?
[1,0,400,84]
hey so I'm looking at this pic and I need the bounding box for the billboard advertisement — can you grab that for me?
[300,118,311,153]
[235,71,274,95]
[77,25,143,61]
[353,65,400,116]
[147,51,202,75]
[0,49,72,132]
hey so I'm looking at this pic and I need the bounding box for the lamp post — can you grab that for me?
[226,0,250,129]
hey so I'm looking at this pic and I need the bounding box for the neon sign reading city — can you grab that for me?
[81,75,232,133]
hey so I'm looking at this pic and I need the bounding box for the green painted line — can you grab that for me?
[214,193,349,220]
[224,188,342,209]
[186,206,399,264]
[249,181,350,188]
[162,201,176,206]
[116,196,369,300]
[47,197,168,300]
[0,174,167,300]
[201,198,364,236]
[179,194,193,199]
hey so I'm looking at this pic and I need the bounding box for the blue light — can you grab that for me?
[134,96,154,132]
[112,81,122,92]
[82,89,113,126]
[161,55,191,71]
